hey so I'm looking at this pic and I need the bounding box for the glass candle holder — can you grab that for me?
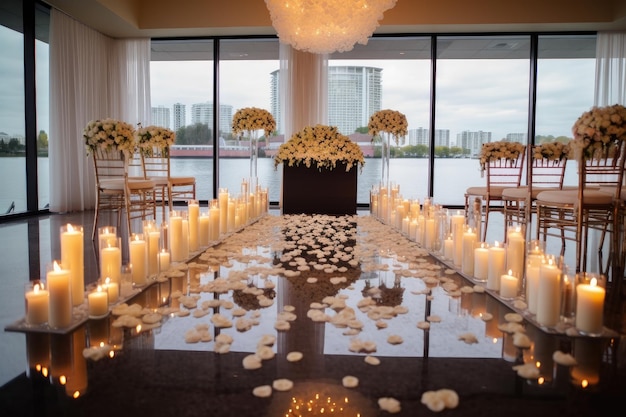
[46,261,72,329]
[87,285,109,319]
[120,264,134,298]
[60,223,84,307]
[102,277,119,304]
[100,236,121,285]
[129,233,147,286]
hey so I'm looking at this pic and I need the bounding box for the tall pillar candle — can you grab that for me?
[209,200,220,241]
[506,227,525,279]
[444,235,454,260]
[525,259,541,314]
[129,233,147,286]
[424,218,436,250]
[188,200,199,252]
[218,188,229,235]
[462,227,477,275]
[450,211,465,267]
[60,224,84,306]
[169,211,183,262]
[575,276,605,335]
[143,220,160,278]
[536,258,562,327]
[100,239,121,285]
[198,211,209,246]
[47,261,72,329]
[158,249,171,272]
[181,216,190,260]
[97,226,117,254]
[487,241,506,290]
[227,198,236,232]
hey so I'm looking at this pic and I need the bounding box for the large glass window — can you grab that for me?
[433,35,531,206]
[218,39,280,202]
[329,37,432,205]
[0,0,26,215]
[535,34,596,188]
[35,3,49,210]
[150,39,215,202]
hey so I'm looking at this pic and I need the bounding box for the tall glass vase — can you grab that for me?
[381,132,391,189]
[248,129,259,179]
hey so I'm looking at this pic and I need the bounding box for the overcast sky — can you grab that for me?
[2,23,596,143]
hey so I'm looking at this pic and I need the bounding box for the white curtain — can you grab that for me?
[48,9,151,213]
[594,31,626,106]
[279,43,328,140]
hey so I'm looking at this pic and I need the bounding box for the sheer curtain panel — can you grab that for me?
[48,9,151,213]
[594,32,626,106]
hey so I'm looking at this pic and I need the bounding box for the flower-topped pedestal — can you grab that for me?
[232,107,276,179]
[368,109,408,189]
[275,125,365,215]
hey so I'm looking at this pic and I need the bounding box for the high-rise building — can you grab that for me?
[409,128,451,147]
[271,66,382,136]
[506,133,526,143]
[190,102,233,135]
[457,130,492,156]
[173,103,186,131]
[152,105,170,128]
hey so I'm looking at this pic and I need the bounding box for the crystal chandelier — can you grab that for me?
[264,0,398,54]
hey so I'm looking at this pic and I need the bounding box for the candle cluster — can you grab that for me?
[369,187,608,336]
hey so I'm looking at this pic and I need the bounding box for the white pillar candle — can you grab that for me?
[129,234,147,286]
[248,193,255,220]
[487,241,506,291]
[25,282,49,325]
[198,212,209,246]
[444,235,454,260]
[209,203,220,241]
[450,212,465,267]
[97,226,117,253]
[218,188,229,235]
[409,219,418,240]
[47,261,72,328]
[416,215,425,244]
[88,286,108,318]
[100,243,121,285]
[424,218,436,250]
[462,227,477,275]
[473,243,489,281]
[402,216,410,236]
[506,227,525,279]
[60,224,84,307]
[536,258,562,327]
[158,249,171,272]
[500,270,518,299]
[188,200,199,252]
[227,198,236,232]
[575,277,605,335]
[169,212,183,262]
[102,277,119,303]
[525,259,541,314]
[147,230,160,277]
[181,218,190,259]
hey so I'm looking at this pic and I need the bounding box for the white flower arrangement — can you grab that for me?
[135,125,176,156]
[479,140,526,172]
[532,141,570,161]
[232,107,276,138]
[571,104,626,160]
[367,109,408,144]
[83,118,135,155]
[274,124,365,172]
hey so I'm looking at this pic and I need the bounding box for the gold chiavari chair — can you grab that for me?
[465,142,526,242]
[91,148,157,239]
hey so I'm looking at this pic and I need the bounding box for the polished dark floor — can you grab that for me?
[0,209,625,417]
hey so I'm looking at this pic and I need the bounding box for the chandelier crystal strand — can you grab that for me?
[264,0,398,54]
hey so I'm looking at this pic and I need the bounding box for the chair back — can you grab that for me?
[486,145,526,191]
[530,156,568,189]
[140,146,171,180]
[92,148,126,185]
[579,140,626,200]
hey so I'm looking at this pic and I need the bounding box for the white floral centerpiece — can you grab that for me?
[232,107,276,138]
[135,124,176,156]
[83,118,135,155]
[479,140,526,173]
[367,109,408,144]
[274,124,365,172]
[532,141,570,161]
[571,104,626,160]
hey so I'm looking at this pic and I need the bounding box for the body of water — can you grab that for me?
[0,157,580,213]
